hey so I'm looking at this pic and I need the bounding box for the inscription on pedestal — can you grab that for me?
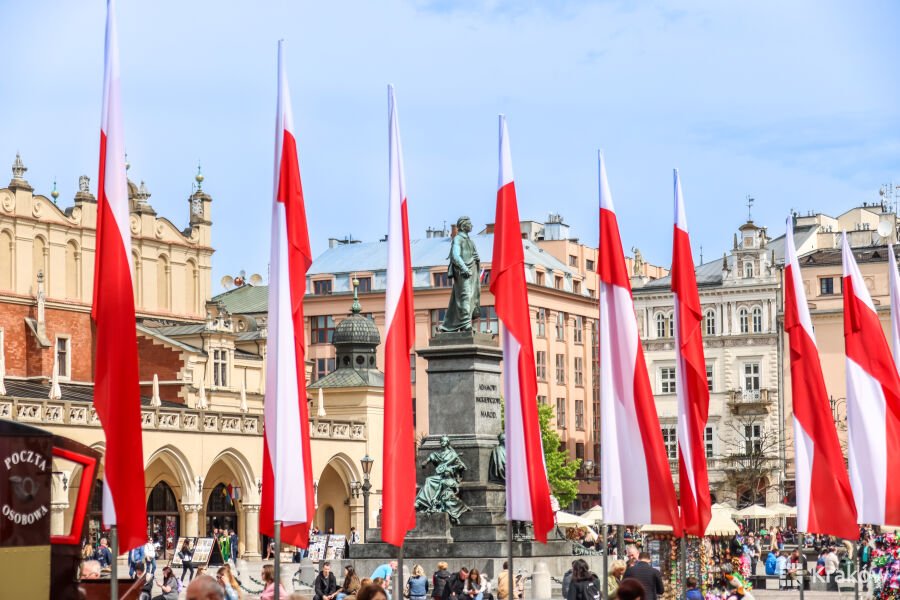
[476,384,501,420]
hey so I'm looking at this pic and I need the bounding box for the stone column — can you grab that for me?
[242,504,261,560]
[184,504,202,537]
[50,502,69,536]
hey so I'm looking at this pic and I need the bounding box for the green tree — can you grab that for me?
[538,402,581,508]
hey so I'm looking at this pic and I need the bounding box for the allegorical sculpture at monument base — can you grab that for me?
[415,436,470,524]
[488,432,506,483]
[440,216,481,332]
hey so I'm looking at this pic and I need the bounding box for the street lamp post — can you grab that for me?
[360,454,374,543]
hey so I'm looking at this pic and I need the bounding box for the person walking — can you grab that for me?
[179,539,195,582]
[623,553,664,600]
[566,559,600,600]
[152,566,180,600]
[432,562,452,600]
[143,536,158,576]
[229,529,239,572]
[825,547,839,591]
[407,565,430,600]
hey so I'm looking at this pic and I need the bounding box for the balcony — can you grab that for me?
[727,388,773,416]
[720,453,777,473]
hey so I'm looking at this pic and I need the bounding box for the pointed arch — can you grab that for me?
[206,448,257,502]
[146,444,197,502]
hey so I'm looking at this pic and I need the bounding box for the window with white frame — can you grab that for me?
[705,309,717,336]
[668,314,674,337]
[752,306,763,333]
[56,336,70,379]
[705,425,715,458]
[556,312,567,341]
[656,313,666,338]
[575,400,584,430]
[661,425,677,460]
[739,307,750,333]
[555,354,566,384]
[659,366,676,394]
[743,362,761,393]
[213,348,229,386]
[744,423,763,454]
[744,261,755,279]
[706,363,714,392]
[556,397,566,427]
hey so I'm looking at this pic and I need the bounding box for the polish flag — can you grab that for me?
[889,245,900,373]
[784,219,857,537]
[491,116,554,542]
[598,153,681,534]
[260,40,315,547]
[91,0,147,552]
[843,233,900,525]
[381,85,417,547]
[670,170,711,537]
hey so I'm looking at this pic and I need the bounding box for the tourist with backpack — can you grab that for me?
[566,559,601,600]
[432,562,452,600]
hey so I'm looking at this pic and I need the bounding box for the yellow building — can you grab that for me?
[0,155,382,557]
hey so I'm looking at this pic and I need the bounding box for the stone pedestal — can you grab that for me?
[350,332,574,577]
[242,504,261,559]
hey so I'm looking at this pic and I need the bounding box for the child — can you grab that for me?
[685,576,703,600]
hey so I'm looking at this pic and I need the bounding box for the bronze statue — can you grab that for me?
[440,216,481,332]
[415,436,470,523]
[488,432,506,483]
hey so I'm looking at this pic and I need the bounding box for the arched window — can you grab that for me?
[743,261,755,279]
[65,240,80,299]
[704,309,717,336]
[206,483,238,538]
[146,481,179,559]
[156,255,170,311]
[739,307,750,334]
[752,306,763,333]
[656,313,666,338]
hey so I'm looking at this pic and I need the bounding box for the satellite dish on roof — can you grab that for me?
[877,221,892,239]
[221,275,234,290]
[249,273,263,286]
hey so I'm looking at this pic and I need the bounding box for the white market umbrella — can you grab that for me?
[581,505,604,522]
[735,504,776,519]
[706,505,741,536]
[150,373,162,407]
[556,510,598,530]
[767,503,797,517]
[239,381,248,413]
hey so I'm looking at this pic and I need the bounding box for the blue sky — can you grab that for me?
[3,1,899,288]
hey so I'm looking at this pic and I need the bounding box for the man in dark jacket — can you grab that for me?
[315,562,340,600]
[441,567,468,600]
[623,552,664,600]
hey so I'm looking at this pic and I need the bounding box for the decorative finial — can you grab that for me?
[11,152,27,180]
[746,195,754,222]
[125,152,130,172]
[51,178,59,202]
[195,162,204,190]
[351,278,361,314]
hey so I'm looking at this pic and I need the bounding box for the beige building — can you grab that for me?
[0,155,383,558]
[214,215,665,512]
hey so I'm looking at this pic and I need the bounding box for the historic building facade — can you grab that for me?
[0,155,382,558]
[213,216,666,511]
[632,219,784,507]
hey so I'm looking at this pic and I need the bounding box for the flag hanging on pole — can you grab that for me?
[490,115,554,542]
[381,84,417,547]
[670,170,711,537]
[598,153,681,535]
[261,40,315,548]
[784,218,857,537]
[92,0,147,552]
[843,233,900,526]
[889,244,900,373]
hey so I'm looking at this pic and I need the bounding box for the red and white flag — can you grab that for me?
[381,84,417,547]
[843,233,900,525]
[889,244,900,373]
[261,40,315,547]
[91,0,146,552]
[785,219,857,537]
[598,153,681,534]
[490,116,554,542]
[670,170,711,537]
